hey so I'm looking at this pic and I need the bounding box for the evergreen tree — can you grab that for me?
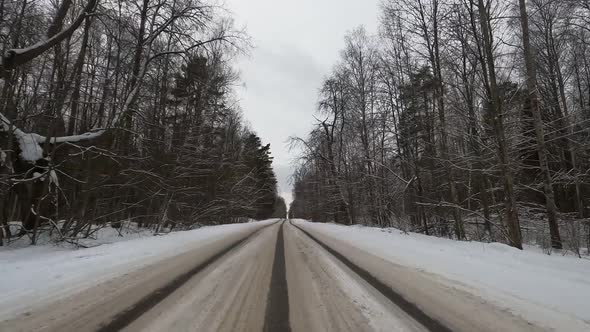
[241,133,279,220]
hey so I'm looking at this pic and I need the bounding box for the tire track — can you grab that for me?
[263,221,291,332]
[290,221,452,332]
[97,221,277,332]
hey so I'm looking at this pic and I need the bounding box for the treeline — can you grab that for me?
[290,0,590,253]
[0,0,281,245]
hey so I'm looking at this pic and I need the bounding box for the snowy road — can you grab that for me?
[0,220,578,331]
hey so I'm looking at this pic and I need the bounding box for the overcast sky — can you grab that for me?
[225,0,380,205]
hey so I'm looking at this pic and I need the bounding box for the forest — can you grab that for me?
[0,0,285,246]
[290,0,590,253]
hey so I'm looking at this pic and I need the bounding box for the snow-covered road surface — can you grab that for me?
[294,220,590,331]
[1,219,587,331]
[0,220,276,321]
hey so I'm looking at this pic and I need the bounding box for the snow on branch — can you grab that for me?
[0,0,98,77]
[1,112,104,162]
[46,130,106,144]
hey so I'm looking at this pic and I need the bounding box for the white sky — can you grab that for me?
[225,0,380,205]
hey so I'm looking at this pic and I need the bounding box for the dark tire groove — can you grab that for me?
[291,220,453,332]
[96,222,277,332]
[263,221,291,332]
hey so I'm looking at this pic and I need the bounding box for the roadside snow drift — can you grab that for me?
[294,220,590,330]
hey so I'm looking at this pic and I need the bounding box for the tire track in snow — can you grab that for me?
[291,220,452,332]
[97,221,277,332]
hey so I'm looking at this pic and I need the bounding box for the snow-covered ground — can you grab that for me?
[0,220,275,319]
[294,220,590,328]
[1,222,156,250]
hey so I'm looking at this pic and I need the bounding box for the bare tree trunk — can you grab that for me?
[518,0,562,249]
[554,49,583,219]
[418,0,465,240]
[67,17,92,136]
[477,0,522,248]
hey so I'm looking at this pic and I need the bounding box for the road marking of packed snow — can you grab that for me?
[290,220,452,332]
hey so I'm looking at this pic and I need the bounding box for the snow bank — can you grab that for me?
[0,220,275,319]
[294,220,590,327]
